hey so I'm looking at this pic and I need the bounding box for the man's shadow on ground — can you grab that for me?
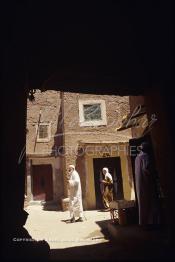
[61,219,72,224]
[61,219,85,223]
[97,209,110,212]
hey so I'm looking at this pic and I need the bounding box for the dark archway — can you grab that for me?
[93,157,124,209]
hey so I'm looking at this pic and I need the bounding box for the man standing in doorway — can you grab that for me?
[67,165,84,223]
[100,167,113,209]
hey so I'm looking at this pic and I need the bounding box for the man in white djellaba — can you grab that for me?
[67,165,84,223]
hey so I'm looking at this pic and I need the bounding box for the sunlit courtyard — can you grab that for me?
[25,205,111,249]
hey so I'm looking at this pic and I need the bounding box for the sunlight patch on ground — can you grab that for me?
[24,206,110,249]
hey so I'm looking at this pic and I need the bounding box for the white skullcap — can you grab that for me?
[69,165,75,170]
[102,167,109,172]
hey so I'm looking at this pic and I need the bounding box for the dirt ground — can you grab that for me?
[24,205,174,261]
[25,205,111,249]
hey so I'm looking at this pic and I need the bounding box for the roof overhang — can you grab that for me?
[117,105,147,131]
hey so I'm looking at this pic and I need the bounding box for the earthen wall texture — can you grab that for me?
[63,92,131,170]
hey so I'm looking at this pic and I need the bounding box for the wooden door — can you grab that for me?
[32,164,53,201]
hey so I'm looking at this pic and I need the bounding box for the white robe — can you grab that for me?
[135,151,157,225]
[68,170,83,218]
[100,171,113,194]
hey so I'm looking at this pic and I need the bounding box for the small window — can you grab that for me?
[36,123,51,142]
[39,125,48,139]
[79,100,107,127]
[83,104,102,121]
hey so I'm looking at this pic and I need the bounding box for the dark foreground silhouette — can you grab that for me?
[4,209,50,260]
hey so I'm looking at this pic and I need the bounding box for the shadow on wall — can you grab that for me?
[75,154,87,209]
[51,91,64,157]
[51,92,64,209]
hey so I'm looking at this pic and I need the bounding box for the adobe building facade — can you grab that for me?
[26,90,64,204]
[26,90,135,209]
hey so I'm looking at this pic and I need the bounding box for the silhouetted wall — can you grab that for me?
[144,90,175,243]
[2,87,27,257]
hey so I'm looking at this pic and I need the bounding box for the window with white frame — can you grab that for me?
[79,100,107,126]
[36,123,51,142]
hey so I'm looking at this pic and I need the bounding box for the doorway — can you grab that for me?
[32,164,53,201]
[93,157,124,209]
